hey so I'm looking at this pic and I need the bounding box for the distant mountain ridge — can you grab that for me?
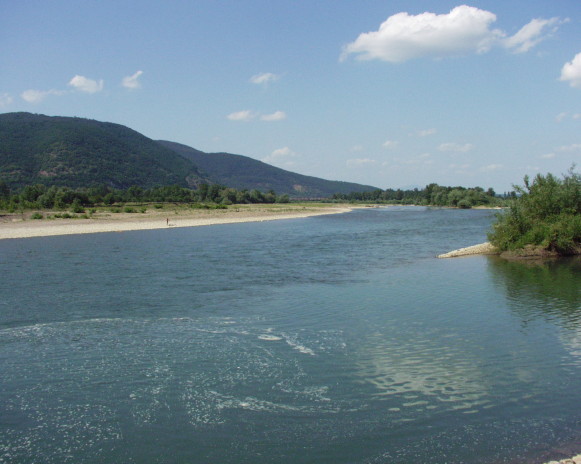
[0,112,205,190]
[0,112,379,197]
[158,140,379,197]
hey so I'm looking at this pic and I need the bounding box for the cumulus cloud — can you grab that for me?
[262,147,297,167]
[227,110,256,121]
[556,112,568,122]
[341,6,565,63]
[382,140,398,149]
[68,75,104,93]
[347,158,376,167]
[560,52,581,88]
[438,142,474,153]
[0,93,13,107]
[504,17,565,53]
[21,89,64,103]
[250,72,280,85]
[341,6,502,62]
[122,70,143,89]
[260,110,286,121]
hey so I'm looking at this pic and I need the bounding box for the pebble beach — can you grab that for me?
[0,204,352,240]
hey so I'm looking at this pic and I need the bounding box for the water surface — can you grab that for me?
[1,207,580,463]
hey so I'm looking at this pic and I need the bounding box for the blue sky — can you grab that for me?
[1,1,580,192]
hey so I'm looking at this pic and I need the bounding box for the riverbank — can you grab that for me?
[542,454,581,464]
[437,242,499,258]
[0,204,352,240]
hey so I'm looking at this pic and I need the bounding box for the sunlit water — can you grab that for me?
[1,207,580,463]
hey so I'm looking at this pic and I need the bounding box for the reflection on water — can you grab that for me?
[488,257,581,370]
[488,256,581,327]
[355,329,490,413]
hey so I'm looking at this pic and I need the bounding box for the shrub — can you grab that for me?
[31,212,43,219]
[488,167,581,254]
[124,206,136,213]
[71,199,85,214]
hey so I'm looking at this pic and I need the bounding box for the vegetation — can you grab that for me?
[0,113,379,199]
[0,182,290,213]
[158,140,379,198]
[488,167,581,255]
[0,112,206,190]
[332,184,502,208]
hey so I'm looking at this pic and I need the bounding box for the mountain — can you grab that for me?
[158,140,379,197]
[0,112,206,190]
[0,112,380,197]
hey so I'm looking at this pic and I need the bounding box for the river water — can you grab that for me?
[1,206,580,463]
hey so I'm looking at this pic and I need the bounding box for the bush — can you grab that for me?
[71,199,85,214]
[31,212,43,219]
[488,167,581,254]
[124,206,136,213]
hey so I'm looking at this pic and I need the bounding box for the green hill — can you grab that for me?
[0,112,379,197]
[158,140,379,197]
[0,112,205,190]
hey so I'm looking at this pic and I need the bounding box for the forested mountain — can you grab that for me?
[0,112,379,197]
[0,112,206,190]
[158,140,379,197]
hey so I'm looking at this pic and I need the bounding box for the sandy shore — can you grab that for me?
[0,204,352,240]
[543,455,581,464]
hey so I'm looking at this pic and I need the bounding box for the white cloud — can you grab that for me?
[262,147,297,166]
[341,6,502,62]
[504,17,564,54]
[382,140,398,149]
[0,93,13,107]
[260,110,286,121]
[347,158,376,167]
[416,128,437,137]
[351,145,364,152]
[560,52,581,89]
[480,164,503,172]
[558,143,581,152]
[122,70,143,89]
[227,110,256,122]
[341,6,564,63]
[250,72,280,85]
[21,88,64,103]
[573,114,581,120]
[438,142,474,153]
[539,153,556,159]
[556,112,568,122]
[68,75,104,93]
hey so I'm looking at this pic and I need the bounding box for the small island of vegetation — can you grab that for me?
[488,167,581,257]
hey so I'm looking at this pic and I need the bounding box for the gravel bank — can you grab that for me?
[437,242,499,258]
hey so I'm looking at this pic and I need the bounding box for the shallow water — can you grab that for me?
[1,207,580,463]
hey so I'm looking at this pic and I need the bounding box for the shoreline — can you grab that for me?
[0,205,353,240]
[437,242,499,258]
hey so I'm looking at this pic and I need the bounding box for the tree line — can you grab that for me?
[0,182,290,212]
[332,184,505,208]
